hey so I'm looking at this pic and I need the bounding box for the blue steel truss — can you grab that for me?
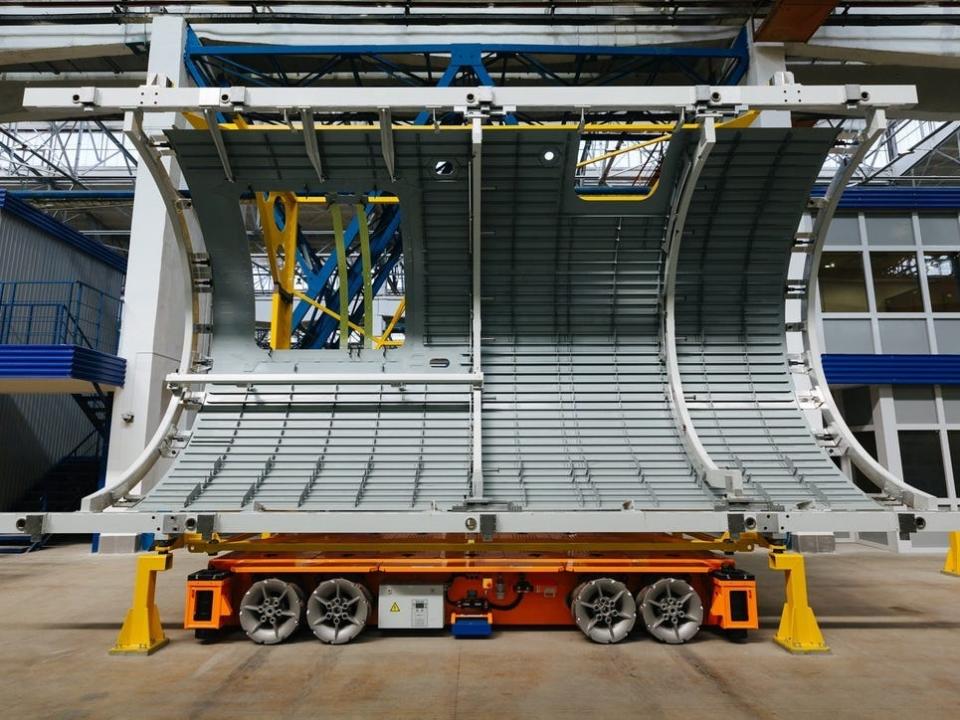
[183,28,750,92]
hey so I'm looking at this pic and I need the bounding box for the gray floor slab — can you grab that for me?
[0,543,958,719]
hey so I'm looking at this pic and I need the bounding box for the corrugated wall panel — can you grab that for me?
[0,207,124,511]
[676,129,875,510]
[139,127,879,514]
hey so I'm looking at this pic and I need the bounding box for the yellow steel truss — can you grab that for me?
[255,191,300,350]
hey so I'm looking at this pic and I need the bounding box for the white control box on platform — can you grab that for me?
[378,585,444,629]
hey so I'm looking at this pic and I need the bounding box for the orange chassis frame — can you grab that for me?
[182,533,761,638]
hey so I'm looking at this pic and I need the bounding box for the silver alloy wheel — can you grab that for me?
[638,577,703,644]
[238,578,305,645]
[569,581,589,620]
[306,578,371,645]
[572,577,637,644]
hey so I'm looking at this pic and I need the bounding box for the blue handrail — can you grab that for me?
[0,280,122,354]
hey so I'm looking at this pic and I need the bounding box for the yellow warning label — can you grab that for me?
[389,602,401,613]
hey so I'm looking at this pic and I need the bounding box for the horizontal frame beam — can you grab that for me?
[23,84,918,116]
[167,372,483,387]
[2,509,958,536]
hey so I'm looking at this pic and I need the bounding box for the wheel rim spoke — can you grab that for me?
[574,579,634,643]
[641,579,702,645]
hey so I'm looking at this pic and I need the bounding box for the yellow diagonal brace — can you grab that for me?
[292,289,365,335]
[330,202,350,351]
[356,203,374,349]
[376,297,405,349]
[110,552,173,655]
[576,133,671,169]
[943,531,960,576]
[768,551,829,653]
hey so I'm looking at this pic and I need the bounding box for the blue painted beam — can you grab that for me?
[187,41,749,60]
[823,354,960,385]
[0,345,125,387]
[810,185,960,210]
[9,190,136,201]
[184,29,750,91]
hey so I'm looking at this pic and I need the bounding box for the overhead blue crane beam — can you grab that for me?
[182,28,750,90]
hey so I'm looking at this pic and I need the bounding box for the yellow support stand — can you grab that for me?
[943,531,960,577]
[768,551,829,654]
[110,552,173,655]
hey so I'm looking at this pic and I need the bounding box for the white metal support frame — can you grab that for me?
[469,115,485,500]
[661,117,744,494]
[6,81,956,539]
[80,106,201,513]
[166,373,483,387]
[802,109,937,511]
[22,84,918,118]
[6,508,960,537]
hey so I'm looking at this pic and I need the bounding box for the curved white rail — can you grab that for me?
[661,118,742,493]
[802,109,936,510]
[81,109,200,512]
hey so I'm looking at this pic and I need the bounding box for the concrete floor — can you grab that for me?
[1,544,959,720]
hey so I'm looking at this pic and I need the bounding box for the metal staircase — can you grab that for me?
[0,429,102,553]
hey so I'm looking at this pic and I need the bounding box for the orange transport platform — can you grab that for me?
[183,549,759,645]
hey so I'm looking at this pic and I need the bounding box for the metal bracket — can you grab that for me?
[202,109,234,183]
[379,108,396,181]
[727,513,746,536]
[785,282,807,299]
[157,514,188,534]
[845,84,866,107]
[704,468,743,494]
[457,87,514,120]
[300,109,325,182]
[196,514,216,541]
[21,514,44,542]
[198,85,246,109]
[897,513,924,540]
[479,514,497,541]
[72,86,96,109]
[754,512,782,534]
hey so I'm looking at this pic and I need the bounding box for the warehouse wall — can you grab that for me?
[0,204,124,511]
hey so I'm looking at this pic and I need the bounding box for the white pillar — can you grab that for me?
[104,17,191,534]
[745,25,791,128]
